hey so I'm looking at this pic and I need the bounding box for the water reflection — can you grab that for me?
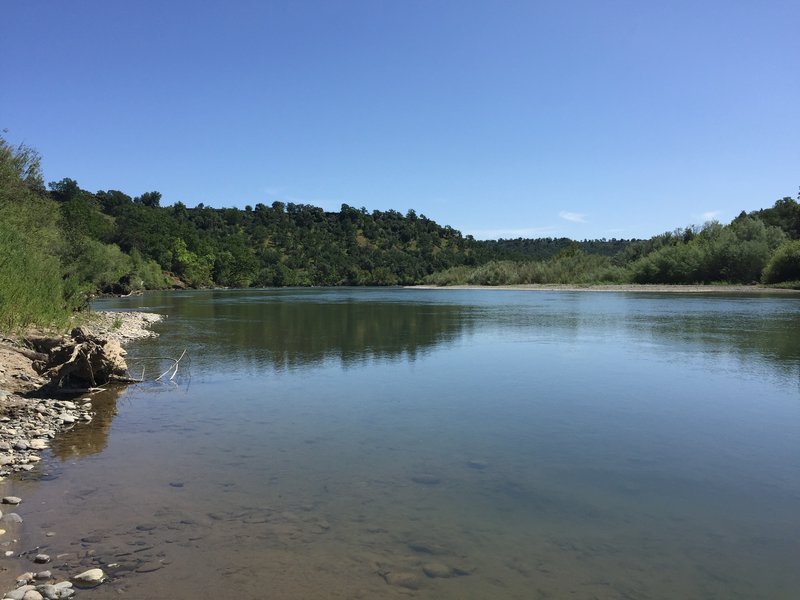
[100,289,800,384]
[49,386,126,460]
[117,289,479,371]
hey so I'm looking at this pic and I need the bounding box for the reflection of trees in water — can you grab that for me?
[106,289,800,383]
[630,311,800,382]
[172,297,478,371]
[49,386,126,460]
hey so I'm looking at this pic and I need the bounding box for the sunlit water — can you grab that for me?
[3,288,799,599]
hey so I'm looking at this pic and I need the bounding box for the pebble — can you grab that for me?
[57,414,75,424]
[35,570,52,580]
[72,567,105,585]
[34,553,50,564]
[4,587,34,600]
[22,590,43,600]
[2,496,22,505]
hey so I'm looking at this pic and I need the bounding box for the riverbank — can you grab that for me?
[411,283,800,294]
[0,311,162,597]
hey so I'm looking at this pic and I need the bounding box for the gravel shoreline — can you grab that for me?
[0,311,163,598]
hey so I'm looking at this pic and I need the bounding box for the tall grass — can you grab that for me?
[0,202,71,331]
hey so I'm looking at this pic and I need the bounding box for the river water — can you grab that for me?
[4,288,799,599]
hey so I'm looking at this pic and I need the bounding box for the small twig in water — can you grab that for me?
[155,349,187,382]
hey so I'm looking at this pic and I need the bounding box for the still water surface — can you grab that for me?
[7,288,800,599]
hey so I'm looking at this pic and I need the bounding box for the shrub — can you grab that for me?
[762,241,800,284]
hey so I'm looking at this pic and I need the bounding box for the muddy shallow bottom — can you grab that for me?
[2,288,799,599]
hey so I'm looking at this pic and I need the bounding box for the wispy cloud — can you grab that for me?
[559,211,587,223]
[699,210,721,221]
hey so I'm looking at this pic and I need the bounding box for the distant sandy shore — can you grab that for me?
[410,284,800,294]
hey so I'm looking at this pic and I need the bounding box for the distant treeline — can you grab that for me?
[1,134,798,330]
[479,237,634,261]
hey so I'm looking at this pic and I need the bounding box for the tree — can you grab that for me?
[135,190,162,208]
[48,178,81,202]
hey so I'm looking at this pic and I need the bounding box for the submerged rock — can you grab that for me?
[135,561,163,573]
[411,474,441,485]
[408,541,449,555]
[1,513,23,524]
[422,562,453,578]
[384,571,422,589]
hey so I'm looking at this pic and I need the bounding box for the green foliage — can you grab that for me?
[746,197,800,239]
[762,240,800,284]
[426,252,629,286]
[3,133,799,311]
[170,238,213,288]
[0,140,71,330]
[629,218,786,284]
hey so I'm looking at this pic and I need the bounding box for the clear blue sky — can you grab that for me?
[2,1,798,240]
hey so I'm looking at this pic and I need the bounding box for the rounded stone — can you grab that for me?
[37,586,58,600]
[72,567,105,585]
[33,553,50,564]
[5,587,34,600]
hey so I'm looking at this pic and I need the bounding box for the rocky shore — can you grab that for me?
[0,311,162,599]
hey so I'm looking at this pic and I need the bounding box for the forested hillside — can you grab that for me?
[51,179,479,288]
[1,134,798,330]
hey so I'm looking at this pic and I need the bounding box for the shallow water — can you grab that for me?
[3,288,799,599]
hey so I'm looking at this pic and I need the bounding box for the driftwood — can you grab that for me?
[18,329,186,392]
[155,349,186,381]
[31,328,129,390]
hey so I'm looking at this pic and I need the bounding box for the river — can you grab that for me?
[5,288,799,599]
